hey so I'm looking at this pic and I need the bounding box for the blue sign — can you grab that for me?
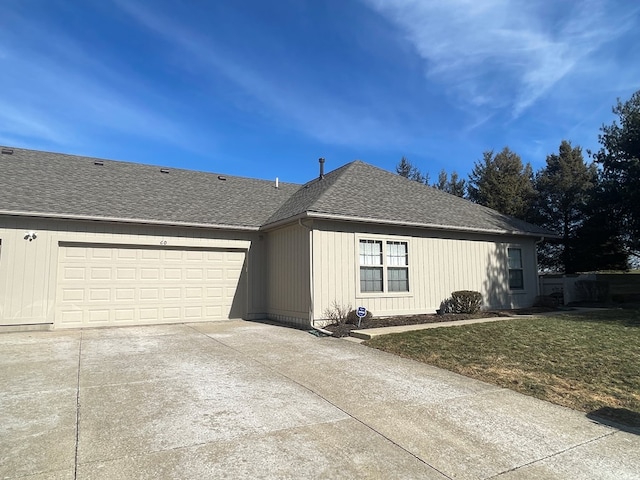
[356,306,367,318]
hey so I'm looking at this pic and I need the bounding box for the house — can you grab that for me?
[0,147,553,331]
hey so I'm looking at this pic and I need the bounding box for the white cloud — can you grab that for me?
[362,0,637,117]
[0,7,211,153]
[112,0,413,147]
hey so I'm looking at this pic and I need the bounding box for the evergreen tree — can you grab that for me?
[434,169,465,197]
[395,156,429,184]
[533,141,597,273]
[592,90,640,259]
[435,169,448,190]
[448,171,466,198]
[571,177,629,271]
[468,147,535,219]
[396,156,414,178]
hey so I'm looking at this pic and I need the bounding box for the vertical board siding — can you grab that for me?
[312,221,538,322]
[266,223,309,321]
[0,217,260,326]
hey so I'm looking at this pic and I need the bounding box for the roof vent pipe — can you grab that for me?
[319,157,325,179]
[275,177,279,189]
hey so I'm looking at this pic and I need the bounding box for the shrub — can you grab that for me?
[346,308,373,325]
[449,290,483,314]
[323,301,352,325]
[437,298,454,315]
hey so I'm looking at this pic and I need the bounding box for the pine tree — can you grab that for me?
[533,140,597,272]
[468,147,535,219]
[592,90,640,259]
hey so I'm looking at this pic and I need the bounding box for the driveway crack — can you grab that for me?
[74,331,83,480]
[488,430,618,478]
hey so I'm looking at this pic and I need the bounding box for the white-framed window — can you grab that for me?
[359,239,409,293]
[359,240,383,292]
[508,247,524,290]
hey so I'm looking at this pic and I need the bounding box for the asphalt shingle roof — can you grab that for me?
[0,147,299,229]
[266,161,554,237]
[0,147,554,237]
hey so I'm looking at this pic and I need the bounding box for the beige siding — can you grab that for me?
[266,223,310,325]
[312,221,539,322]
[0,216,265,327]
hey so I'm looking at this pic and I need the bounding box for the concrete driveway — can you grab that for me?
[1,321,638,479]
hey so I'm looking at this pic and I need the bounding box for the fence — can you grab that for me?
[539,273,640,305]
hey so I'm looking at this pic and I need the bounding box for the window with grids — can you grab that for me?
[359,240,383,292]
[508,248,524,290]
[386,241,409,291]
[359,239,409,293]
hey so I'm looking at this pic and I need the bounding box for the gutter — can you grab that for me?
[265,211,558,239]
[0,210,259,232]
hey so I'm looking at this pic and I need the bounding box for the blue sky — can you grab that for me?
[1,0,639,185]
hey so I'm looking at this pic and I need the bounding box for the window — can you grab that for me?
[387,241,409,292]
[359,240,383,292]
[359,239,409,293]
[508,248,524,290]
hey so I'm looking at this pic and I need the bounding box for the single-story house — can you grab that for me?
[0,147,554,331]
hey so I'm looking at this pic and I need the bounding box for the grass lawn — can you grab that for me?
[365,309,640,428]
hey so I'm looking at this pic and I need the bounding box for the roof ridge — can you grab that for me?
[304,160,359,210]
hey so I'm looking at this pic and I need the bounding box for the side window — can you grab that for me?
[359,240,383,292]
[359,239,409,294]
[387,241,409,292]
[508,248,524,289]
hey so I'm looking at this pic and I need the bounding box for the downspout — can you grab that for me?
[299,218,331,336]
[535,236,545,298]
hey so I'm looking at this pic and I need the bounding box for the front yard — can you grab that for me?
[365,309,640,428]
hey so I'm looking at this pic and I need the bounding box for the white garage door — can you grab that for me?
[55,244,246,328]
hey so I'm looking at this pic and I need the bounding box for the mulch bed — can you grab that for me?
[323,307,558,337]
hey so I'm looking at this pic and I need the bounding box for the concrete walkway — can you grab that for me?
[1,320,638,479]
[350,315,522,340]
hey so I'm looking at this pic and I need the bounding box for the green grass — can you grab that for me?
[365,309,640,428]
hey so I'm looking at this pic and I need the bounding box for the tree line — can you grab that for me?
[396,90,640,274]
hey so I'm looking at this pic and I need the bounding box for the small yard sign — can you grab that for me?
[356,306,367,327]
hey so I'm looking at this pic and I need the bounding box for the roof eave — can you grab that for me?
[261,211,558,238]
[0,210,260,232]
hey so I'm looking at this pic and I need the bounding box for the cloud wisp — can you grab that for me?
[363,0,637,118]
[0,5,213,154]
[112,0,416,148]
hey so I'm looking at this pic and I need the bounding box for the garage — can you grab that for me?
[55,244,246,328]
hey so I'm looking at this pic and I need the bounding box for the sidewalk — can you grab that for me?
[350,315,523,340]
[349,307,606,341]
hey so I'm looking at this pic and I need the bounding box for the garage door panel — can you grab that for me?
[141,250,160,260]
[116,267,136,280]
[163,287,181,299]
[91,249,113,260]
[89,289,110,301]
[64,267,86,280]
[56,245,245,328]
[115,309,135,322]
[163,307,180,320]
[90,268,111,280]
[115,288,135,301]
[163,268,181,280]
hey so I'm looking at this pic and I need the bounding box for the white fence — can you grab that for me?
[538,274,597,305]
